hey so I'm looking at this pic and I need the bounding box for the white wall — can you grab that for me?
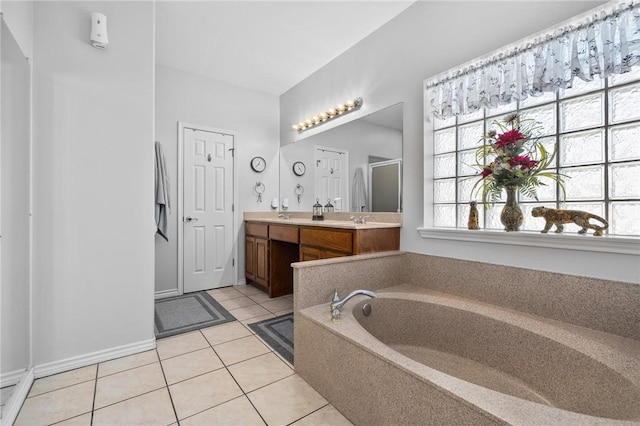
[0,0,33,60]
[1,16,31,380]
[155,65,279,294]
[32,1,155,366]
[281,1,639,284]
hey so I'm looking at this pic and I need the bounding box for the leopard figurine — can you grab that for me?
[531,207,609,236]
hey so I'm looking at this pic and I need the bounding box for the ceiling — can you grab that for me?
[155,1,415,96]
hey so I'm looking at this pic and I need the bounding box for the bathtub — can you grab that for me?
[295,284,640,425]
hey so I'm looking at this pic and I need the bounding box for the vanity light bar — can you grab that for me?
[291,97,363,132]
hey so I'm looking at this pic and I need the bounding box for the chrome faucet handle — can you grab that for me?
[361,216,369,224]
[330,290,341,321]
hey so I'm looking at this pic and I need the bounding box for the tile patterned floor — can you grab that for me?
[14,285,353,426]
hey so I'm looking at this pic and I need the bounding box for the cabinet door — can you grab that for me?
[300,245,321,262]
[300,245,350,261]
[245,236,255,282]
[254,237,269,287]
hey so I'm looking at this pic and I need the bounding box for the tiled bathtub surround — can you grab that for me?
[293,251,640,425]
[293,251,640,340]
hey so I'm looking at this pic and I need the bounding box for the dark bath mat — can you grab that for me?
[248,313,294,364]
[154,291,236,339]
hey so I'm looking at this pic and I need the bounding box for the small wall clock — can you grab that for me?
[293,161,306,176]
[250,156,266,173]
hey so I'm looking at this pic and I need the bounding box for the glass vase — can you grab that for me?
[500,186,523,232]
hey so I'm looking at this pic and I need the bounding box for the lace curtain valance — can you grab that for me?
[427,1,640,119]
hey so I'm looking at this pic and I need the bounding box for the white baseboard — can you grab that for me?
[0,368,28,388]
[236,278,247,286]
[155,288,179,299]
[1,367,34,426]
[34,338,156,379]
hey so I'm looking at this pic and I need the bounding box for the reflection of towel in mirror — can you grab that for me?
[155,141,170,241]
[351,167,367,212]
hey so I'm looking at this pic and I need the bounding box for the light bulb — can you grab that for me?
[328,108,337,116]
[346,99,355,108]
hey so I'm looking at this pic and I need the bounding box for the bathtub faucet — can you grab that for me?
[330,289,376,321]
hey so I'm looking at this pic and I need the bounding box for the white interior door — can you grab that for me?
[183,127,234,293]
[314,146,349,211]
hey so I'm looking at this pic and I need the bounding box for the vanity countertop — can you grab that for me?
[244,217,401,230]
[244,211,402,230]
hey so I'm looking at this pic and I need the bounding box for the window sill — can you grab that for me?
[417,227,640,255]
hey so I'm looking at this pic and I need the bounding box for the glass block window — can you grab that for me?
[432,68,640,236]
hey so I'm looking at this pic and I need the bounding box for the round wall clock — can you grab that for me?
[292,161,306,176]
[250,156,266,173]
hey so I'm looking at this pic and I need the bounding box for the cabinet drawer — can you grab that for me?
[246,222,268,238]
[269,225,299,243]
[300,227,353,253]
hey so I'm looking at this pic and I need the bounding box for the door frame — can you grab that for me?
[177,122,238,295]
[368,158,402,212]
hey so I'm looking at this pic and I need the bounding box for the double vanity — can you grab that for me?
[244,212,401,297]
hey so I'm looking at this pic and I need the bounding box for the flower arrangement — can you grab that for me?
[472,113,565,207]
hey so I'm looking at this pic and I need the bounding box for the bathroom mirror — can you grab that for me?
[280,102,403,212]
[1,18,31,418]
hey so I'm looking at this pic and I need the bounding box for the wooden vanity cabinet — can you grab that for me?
[299,226,400,260]
[299,227,353,260]
[245,220,400,297]
[245,223,269,291]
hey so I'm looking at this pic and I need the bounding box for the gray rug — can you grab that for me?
[249,313,294,364]
[154,291,236,339]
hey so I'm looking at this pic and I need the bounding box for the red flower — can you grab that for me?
[481,167,493,178]
[495,129,525,149]
[508,155,538,170]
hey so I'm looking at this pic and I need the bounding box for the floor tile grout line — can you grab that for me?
[161,364,226,387]
[157,316,272,363]
[244,393,270,426]
[96,358,159,380]
[159,345,214,363]
[155,348,180,425]
[176,394,266,425]
[90,364,98,426]
[285,403,331,426]
[91,384,168,414]
[22,377,96,400]
[213,340,269,426]
[203,325,294,395]
[206,339,270,426]
[239,369,296,395]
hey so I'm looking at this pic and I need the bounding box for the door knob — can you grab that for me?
[185,216,198,222]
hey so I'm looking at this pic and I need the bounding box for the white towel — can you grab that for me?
[155,141,170,241]
[351,166,367,212]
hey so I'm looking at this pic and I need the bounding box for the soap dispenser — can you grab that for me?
[312,198,324,221]
[324,199,334,213]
